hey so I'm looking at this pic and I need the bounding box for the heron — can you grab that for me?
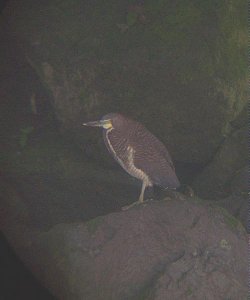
[83,113,180,209]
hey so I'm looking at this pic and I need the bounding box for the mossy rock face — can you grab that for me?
[3,0,247,163]
[85,216,104,235]
[193,126,248,199]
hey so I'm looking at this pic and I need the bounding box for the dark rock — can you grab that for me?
[193,126,247,199]
[216,194,248,230]
[215,164,248,228]
[1,185,247,300]
[0,232,56,300]
[229,165,248,194]
[230,103,248,129]
[2,0,247,164]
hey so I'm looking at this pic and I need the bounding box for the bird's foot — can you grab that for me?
[121,198,154,211]
[122,200,141,211]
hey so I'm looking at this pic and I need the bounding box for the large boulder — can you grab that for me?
[193,126,247,199]
[213,165,248,228]
[217,193,248,230]
[2,0,247,164]
[1,181,247,300]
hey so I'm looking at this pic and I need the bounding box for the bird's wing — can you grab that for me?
[132,125,179,188]
[153,141,175,171]
[133,151,180,189]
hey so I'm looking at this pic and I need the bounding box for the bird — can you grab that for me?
[83,113,180,209]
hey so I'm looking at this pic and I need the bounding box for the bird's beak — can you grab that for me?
[82,119,112,129]
[82,120,103,127]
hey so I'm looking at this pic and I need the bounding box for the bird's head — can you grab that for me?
[83,113,126,130]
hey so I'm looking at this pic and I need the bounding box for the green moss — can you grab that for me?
[134,282,154,300]
[14,0,247,101]
[19,126,34,148]
[6,0,247,165]
[2,129,87,179]
[11,0,247,83]
[146,0,246,84]
[214,206,244,232]
[186,286,193,296]
[223,213,242,231]
[86,216,104,235]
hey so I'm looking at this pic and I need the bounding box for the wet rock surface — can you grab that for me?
[1,185,247,300]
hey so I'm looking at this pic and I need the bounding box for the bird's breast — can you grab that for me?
[104,128,128,169]
[104,128,152,185]
[126,146,152,185]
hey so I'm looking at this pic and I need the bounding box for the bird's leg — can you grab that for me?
[143,185,154,203]
[122,181,146,211]
[139,180,146,203]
